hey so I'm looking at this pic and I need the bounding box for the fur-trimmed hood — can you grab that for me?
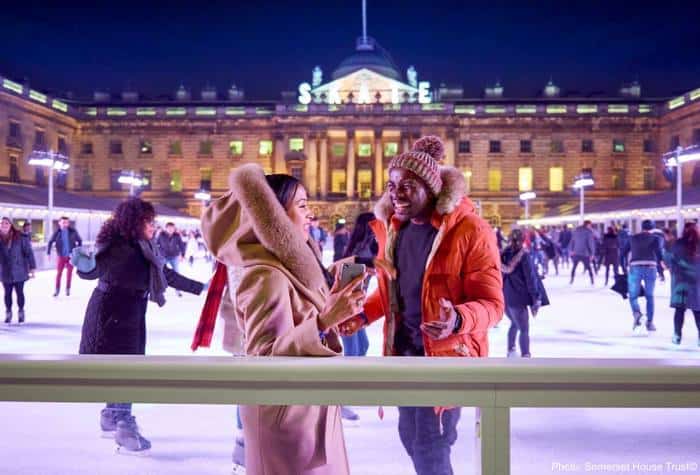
[374,165,471,224]
[201,164,328,300]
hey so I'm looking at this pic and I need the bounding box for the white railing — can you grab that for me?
[1,355,699,475]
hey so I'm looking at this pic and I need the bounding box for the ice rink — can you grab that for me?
[1,257,698,474]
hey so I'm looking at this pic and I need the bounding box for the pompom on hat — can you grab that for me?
[388,135,444,195]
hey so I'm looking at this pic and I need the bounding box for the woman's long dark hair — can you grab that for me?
[682,222,699,257]
[97,198,156,245]
[343,212,377,258]
[265,174,301,209]
[0,217,20,243]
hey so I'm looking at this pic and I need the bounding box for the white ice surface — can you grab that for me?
[0,254,698,474]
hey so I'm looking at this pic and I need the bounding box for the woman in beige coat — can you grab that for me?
[201,164,367,475]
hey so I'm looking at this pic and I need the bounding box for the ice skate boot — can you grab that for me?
[100,408,119,437]
[17,309,24,324]
[632,311,642,331]
[115,416,151,454]
[646,321,657,332]
[232,435,245,470]
[4,310,11,324]
[672,334,681,345]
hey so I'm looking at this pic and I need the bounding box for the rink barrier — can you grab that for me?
[1,355,699,475]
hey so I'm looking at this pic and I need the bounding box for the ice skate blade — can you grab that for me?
[115,446,151,456]
[232,464,246,475]
[100,430,116,439]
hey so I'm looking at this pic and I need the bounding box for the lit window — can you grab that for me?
[358,143,372,157]
[140,139,153,155]
[259,140,273,156]
[458,140,471,154]
[289,138,304,152]
[489,141,501,154]
[518,167,533,191]
[170,170,183,192]
[549,167,564,192]
[384,142,399,157]
[169,141,182,156]
[199,140,213,155]
[613,139,625,153]
[463,168,472,191]
[331,170,346,193]
[357,170,372,198]
[550,140,564,154]
[229,140,243,156]
[520,140,532,154]
[582,140,594,153]
[612,169,625,189]
[488,169,502,191]
[331,143,346,157]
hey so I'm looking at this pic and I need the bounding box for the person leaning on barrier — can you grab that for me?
[196,164,370,475]
[339,135,504,475]
[72,197,205,455]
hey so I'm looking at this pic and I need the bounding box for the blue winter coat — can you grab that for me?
[501,247,549,308]
[0,236,36,284]
[664,239,700,310]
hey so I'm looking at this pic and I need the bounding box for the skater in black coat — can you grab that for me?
[501,228,549,358]
[74,198,205,454]
[0,217,36,324]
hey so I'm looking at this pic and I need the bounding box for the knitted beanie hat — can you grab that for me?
[388,135,444,196]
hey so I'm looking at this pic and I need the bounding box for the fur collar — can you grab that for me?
[203,163,327,295]
[374,165,467,224]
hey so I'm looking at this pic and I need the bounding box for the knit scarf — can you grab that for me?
[191,261,229,351]
[501,248,526,275]
[137,239,168,307]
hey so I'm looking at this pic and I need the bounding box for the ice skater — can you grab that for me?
[73,198,205,454]
[501,229,548,357]
[47,216,82,297]
[340,135,504,475]
[664,222,700,346]
[0,217,36,324]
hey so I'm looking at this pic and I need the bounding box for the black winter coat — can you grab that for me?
[602,233,619,266]
[78,236,203,355]
[157,232,186,259]
[501,247,549,308]
[47,227,82,257]
[0,236,36,283]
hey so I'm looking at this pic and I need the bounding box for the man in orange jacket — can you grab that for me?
[341,135,504,475]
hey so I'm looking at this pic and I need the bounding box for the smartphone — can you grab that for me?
[339,262,366,289]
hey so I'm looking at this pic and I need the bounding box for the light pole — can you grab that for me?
[118,170,148,196]
[663,145,700,232]
[28,150,70,242]
[519,191,536,220]
[572,174,595,225]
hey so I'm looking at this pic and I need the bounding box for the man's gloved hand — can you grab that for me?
[70,246,96,273]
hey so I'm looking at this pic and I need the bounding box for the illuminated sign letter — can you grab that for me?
[418,81,431,104]
[298,82,312,105]
[358,82,370,104]
[329,85,341,105]
[391,86,399,104]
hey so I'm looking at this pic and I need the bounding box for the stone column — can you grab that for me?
[305,134,318,198]
[374,128,384,197]
[273,132,286,174]
[444,129,456,166]
[319,132,328,199]
[346,130,355,199]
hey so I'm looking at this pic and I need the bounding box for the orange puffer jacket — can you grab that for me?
[363,166,504,358]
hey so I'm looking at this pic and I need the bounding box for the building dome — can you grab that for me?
[331,37,401,81]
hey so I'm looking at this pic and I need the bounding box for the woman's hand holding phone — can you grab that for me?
[317,269,369,333]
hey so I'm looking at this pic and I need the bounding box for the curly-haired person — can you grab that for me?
[73,197,206,454]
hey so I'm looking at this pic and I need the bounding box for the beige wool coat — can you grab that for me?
[201,163,350,475]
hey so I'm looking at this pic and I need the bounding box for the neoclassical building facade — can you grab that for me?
[2,37,699,228]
